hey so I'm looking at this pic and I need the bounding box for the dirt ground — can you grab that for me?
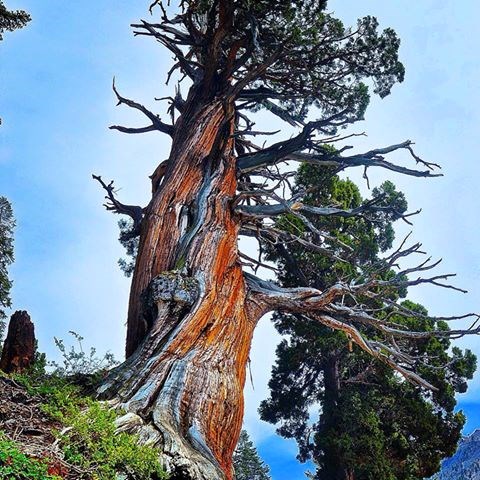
[0,375,79,478]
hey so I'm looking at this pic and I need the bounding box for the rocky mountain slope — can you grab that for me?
[432,430,480,480]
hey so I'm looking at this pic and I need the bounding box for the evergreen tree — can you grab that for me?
[0,1,28,340]
[118,218,139,278]
[0,197,15,341]
[260,164,476,480]
[0,0,29,41]
[0,1,30,125]
[233,430,271,480]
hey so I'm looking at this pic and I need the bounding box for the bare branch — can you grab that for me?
[328,304,480,340]
[239,252,279,274]
[244,248,477,391]
[92,175,144,235]
[233,129,281,138]
[245,272,349,317]
[229,47,285,98]
[247,99,304,127]
[109,125,159,135]
[110,78,174,136]
[131,20,200,81]
[238,139,443,178]
[245,273,438,388]
[240,224,350,263]
[236,196,415,224]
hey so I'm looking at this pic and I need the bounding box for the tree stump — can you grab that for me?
[0,310,36,373]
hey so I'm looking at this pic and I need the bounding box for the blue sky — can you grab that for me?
[1,1,480,479]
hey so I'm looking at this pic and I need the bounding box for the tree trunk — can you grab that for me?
[0,310,36,374]
[100,98,259,479]
[322,355,349,480]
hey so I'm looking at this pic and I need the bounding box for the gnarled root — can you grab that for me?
[99,272,228,480]
[114,410,225,480]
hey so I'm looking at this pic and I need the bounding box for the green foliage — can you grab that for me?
[0,197,14,321]
[12,368,70,399]
[0,1,30,126]
[50,331,119,377]
[188,1,404,128]
[260,165,476,480]
[233,430,271,480]
[13,372,167,480]
[50,400,166,480]
[118,219,139,278]
[0,197,15,350]
[0,432,59,480]
[10,337,164,480]
[0,0,30,41]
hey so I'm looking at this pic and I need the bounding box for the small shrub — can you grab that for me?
[50,331,119,377]
[0,432,60,480]
[12,370,167,479]
[38,381,166,479]
[39,381,83,423]
[12,369,73,400]
[57,401,166,479]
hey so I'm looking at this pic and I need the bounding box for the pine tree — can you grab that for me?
[0,0,30,41]
[0,1,30,125]
[259,164,476,480]
[233,431,271,480]
[0,197,15,343]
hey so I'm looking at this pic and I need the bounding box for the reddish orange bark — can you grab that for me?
[101,98,259,479]
[126,100,234,356]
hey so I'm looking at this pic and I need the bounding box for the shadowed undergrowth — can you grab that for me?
[0,362,168,479]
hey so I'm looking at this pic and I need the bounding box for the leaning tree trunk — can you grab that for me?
[99,98,260,479]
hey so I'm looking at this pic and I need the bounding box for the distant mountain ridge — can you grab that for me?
[431,429,480,480]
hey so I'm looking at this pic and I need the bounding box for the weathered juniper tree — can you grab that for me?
[94,2,478,479]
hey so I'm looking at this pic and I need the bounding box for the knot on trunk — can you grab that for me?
[143,271,200,330]
[150,271,199,308]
